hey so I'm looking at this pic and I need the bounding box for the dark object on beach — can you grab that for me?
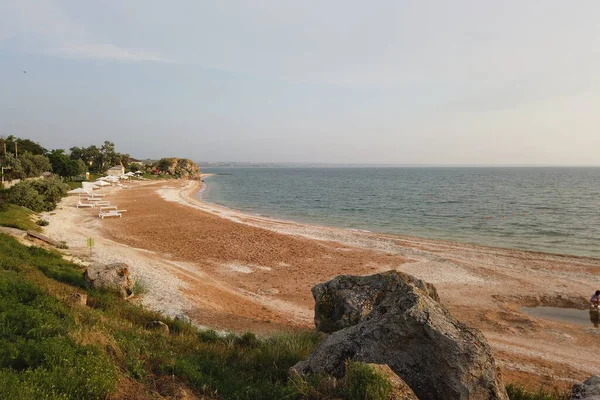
[590,309,600,328]
[292,271,508,400]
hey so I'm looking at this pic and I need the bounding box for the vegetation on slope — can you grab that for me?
[0,204,40,231]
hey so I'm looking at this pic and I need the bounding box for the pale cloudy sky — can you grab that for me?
[1,0,599,164]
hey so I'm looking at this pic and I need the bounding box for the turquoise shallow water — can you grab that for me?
[200,167,600,258]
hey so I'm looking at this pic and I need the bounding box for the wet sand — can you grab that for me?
[44,179,600,389]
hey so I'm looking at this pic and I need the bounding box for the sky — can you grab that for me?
[1,1,599,165]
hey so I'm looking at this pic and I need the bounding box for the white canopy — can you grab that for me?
[125,171,135,176]
[94,180,111,187]
[134,170,143,174]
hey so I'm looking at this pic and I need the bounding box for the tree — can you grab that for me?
[8,177,68,212]
[1,152,51,180]
[48,149,71,177]
[48,149,86,178]
[20,152,52,177]
[0,135,46,156]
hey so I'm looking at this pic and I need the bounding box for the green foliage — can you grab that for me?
[506,384,570,400]
[0,204,40,231]
[48,149,87,178]
[8,177,68,212]
[2,152,51,181]
[69,142,130,173]
[36,219,49,226]
[344,362,391,400]
[0,271,116,399]
[0,136,46,156]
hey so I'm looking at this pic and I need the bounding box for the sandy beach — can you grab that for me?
[42,179,600,389]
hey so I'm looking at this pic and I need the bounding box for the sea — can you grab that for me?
[200,167,600,258]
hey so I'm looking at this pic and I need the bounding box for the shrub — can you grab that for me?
[36,219,49,226]
[8,177,68,212]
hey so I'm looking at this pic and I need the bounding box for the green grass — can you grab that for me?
[0,204,40,231]
[65,181,82,189]
[506,384,571,400]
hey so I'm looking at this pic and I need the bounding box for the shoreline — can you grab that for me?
[41,178,600,388]
[193,179,599,264]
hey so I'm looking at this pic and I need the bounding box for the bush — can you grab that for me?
[36,219,49,226]
[8,177,68,212]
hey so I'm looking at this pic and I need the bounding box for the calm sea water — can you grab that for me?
[200,167,600,258]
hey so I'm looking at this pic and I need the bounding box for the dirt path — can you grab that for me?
[44,180,600,389]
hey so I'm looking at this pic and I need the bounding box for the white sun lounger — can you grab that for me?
[93,201,110,206]
[89,193,106,197]
[100,206,118,211]
[99,211,121,219]
[77,202,96,208]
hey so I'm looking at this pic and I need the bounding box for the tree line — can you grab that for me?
[0,136,131,181]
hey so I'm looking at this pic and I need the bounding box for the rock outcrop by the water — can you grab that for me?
[153,158,201,180]
[572,376,600,399]
[292,271,508,400]
[84,263,134,298]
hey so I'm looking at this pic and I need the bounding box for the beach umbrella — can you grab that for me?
[67,188,90,195]
[94,180,110,187]
[125,172,135,176]
[67,187,91,199]
[134,170,143,175]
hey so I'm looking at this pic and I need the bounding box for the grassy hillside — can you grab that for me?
[0,204,40,231]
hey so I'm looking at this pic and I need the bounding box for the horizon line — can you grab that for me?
[197,162,600,168]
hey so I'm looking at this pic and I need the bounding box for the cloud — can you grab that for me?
[0,0,168,63]
[49,43,170,63]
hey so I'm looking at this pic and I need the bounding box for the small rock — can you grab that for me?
[83,262,134,298]
[175,314,192,324]
[146,321,170,334]
[572,376,600,399]
[66,292,87,306]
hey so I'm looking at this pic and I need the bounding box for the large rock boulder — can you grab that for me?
[572,376,600,399]
[292,271,508,400]
[84,263,134,298]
